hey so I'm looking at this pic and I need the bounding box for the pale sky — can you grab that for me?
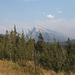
[0,0,75,39]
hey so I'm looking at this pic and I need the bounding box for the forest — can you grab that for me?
[0,25,75,73]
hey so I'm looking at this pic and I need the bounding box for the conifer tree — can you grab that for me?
[65,38,75,72]
[26,38,35,60]
[0,35,5,59]
[17,30,26,61]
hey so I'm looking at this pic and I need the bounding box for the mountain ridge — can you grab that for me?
[26,26,68,42]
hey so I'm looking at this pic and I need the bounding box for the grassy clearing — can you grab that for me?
[0,60,25,75]
[0,60,43,75]
[0,60,74,75]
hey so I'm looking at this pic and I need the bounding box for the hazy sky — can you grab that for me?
[0,0,75,39]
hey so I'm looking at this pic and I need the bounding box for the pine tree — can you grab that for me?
[17,30,26,61]
[0,35,5,59]
[35,33,45,53]
[26,38,35,60]
[66,38,75,72]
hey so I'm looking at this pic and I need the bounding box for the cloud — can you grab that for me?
[46,14,54,19]
[43,12,46,15]
[51,19,63,23]
[0,19,34,34]
[56,8,62,14]
[57,10,62,14]
[0,26,7,34]
[34,18,75,39]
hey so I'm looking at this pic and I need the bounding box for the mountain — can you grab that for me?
[62,39,75,44]
[26,26,68,42]
[71,39,75,44]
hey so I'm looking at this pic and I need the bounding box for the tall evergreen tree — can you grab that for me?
[17,30,26,61]
[26,38,35,60]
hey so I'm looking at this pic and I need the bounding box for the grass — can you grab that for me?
[0,60,75,75]
[0,60,43,75]
[0,60,25,75]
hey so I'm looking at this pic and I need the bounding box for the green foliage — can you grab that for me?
[26,38,35,60]
[38,33,44,43]
[0,26,75,73]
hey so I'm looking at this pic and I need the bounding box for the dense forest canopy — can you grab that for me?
[0,26,75,73]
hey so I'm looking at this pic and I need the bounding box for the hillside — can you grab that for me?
[0,60,43,75]
[71,39,75,44]
[0,60,75,75]
[0,26,75,75]
[61,39,75,44]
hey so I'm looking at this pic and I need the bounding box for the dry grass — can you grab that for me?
[0,60,75,75]
[0,60,43,75]
[57,72,75,75]
[0,60,25,75]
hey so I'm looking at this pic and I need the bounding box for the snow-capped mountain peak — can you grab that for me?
[26,26,68,42]
[32,26,46,32]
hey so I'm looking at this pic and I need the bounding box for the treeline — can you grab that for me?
[0,26,75,73]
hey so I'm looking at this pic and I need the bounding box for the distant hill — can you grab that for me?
[70,39,75,44]
[62,39,75,44]
[25,26,68,42]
